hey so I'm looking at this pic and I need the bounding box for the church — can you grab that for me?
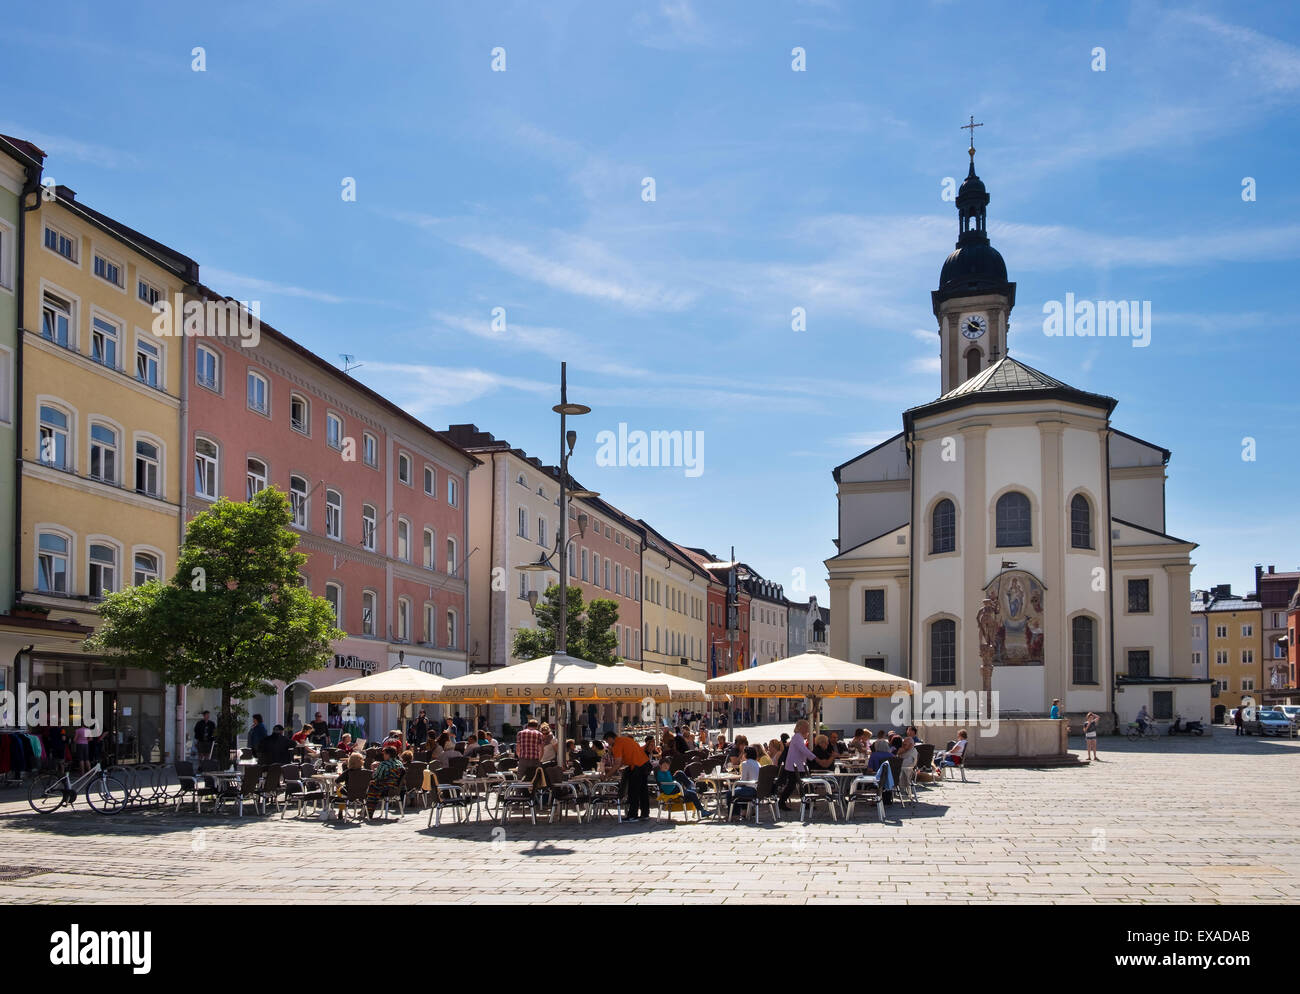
[823,140,1210,733]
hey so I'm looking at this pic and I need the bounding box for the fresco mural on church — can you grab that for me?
[982,569,1045,665]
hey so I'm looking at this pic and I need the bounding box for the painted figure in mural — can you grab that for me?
[1006,577,1026,620]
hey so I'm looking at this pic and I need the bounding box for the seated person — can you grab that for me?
[435,732,462,769]
[642,735,660,763]
[828,731,848,755]
[334,752,366,805]
[934,730,968,772]
[364,746,405,816]
[654,758,709,816]
[867,745,893,774]
[849,728,871,754]
[335,733,355,754]
[896,736,918,772]
[727,747,763,808]
[578,740,600,770]
[766,739,784,767]
[810,734,836,770]
[381,729,405,754]
[291,725,319,759]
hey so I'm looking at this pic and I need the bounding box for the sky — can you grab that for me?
[4,0,1298,605]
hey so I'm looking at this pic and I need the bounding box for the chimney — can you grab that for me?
[1269,565,1276,575]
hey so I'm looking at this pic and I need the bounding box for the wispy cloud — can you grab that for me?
[203,268,352,305]
[0,123,140,170]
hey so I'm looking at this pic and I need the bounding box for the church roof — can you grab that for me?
[904,355,1117,428]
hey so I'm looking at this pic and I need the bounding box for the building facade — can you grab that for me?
[16,170,198,763]
[1254,565,1299,690]
[1203,590,1263,707]
[639,521,710,683]
[184,291,475,748]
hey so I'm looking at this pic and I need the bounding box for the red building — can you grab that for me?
[676,546,749,677]
[182,287,478,741]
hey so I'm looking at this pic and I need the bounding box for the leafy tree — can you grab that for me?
[512,583,621,665]
[86,488,344,764]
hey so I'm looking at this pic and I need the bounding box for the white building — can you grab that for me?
[824,150,1208,732]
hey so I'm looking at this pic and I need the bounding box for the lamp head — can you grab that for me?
[527,589,540,614]
[566,429,577,454]
[577,512,588,539]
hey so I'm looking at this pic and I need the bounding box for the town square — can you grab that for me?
[0,0,1294,959]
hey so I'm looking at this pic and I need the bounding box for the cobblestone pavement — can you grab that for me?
[0,727,1294,904]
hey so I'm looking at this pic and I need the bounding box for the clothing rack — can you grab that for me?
[0,728,40,787]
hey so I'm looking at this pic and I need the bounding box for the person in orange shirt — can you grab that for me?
[603,731,652,821]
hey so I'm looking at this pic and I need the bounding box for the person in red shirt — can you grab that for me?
[604,731,652,821]
[515,718,545,782]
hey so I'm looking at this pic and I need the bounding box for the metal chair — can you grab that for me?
[542,765,583,824]
[281,768,325,819]
[427,768,475,826]
[586,780,623,823]
[338,768,372,821]
[498,781,539,825]
[844,772,886,822]
[798,775,840,823]
[938,744,968,782]
[215,767,264,816]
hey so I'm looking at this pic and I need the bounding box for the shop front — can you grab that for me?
[385,649,467,732]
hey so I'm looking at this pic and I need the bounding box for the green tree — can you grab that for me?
[511,583,621,665]
[86,488,344,764]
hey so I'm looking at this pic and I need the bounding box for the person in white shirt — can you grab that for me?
[728,746,763,809]
[934,730,967,774]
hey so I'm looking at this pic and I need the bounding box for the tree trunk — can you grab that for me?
[216,686,236,769]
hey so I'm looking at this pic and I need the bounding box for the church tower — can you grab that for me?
[932,124,1016,394]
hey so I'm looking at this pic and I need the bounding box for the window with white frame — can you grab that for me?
[1242,649,1254,665]
[1241,624,1254,638]
[38,403,70,470]
[44,224,76,262]
[424,465,435,496]
[325,582,342,625]
[247,370,269,414]
[37,531,70,594]
[362,590,376,636]
[90,316,119,369]
[290,394,309,434]
[194,438,219,498]
[1242,678,1255,692]
[362,505,376,551]
[133,552,159,586]
[41,292,72,348]
[446,609,458,649]
[397,598,411,641]
[425,604,436,645]
[138,278,162,306]
[89,422,118,484]
[397,453,411,485]
[1215,625,1227,639]
[581,548,588,581]
[195,345,219,391]
[326,413,342,450]
[325,489,342,540]
[538,517,547,549]
[447,477,458,506]
[93,251,123,288]
[246,458,267,499]
[423,528,435,569]
[517,507,528,538]
[396,518,410,561]
[0,349,10,424]
[135,337,160,388]
[446,537,457,576]
[1216,649,1228,666]
[519,571,529,600]
[88,543,117,597]
[363,433,377,467]
[135,438,160,496]
[290,476,309,527]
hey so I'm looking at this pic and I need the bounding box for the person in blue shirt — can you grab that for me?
[1049,699,1062,720]
[655,759,709,817]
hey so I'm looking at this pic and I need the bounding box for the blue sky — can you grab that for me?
[5,1,1298,604]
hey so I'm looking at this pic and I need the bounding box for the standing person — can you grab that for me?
[604,730,653,822]
[453,712,466,740]
[310,712,330,746]
[1083,711,1100,761]
[413,710,429,746]
[73,724,91,774]
[778,719,816,811]
[247,715,269,757]
[587,704,599,741]
[193,711,216,760]
[1234,706,1245,736]
[515,718,544,781]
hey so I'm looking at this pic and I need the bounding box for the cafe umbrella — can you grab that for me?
[440,654,673,759]
[308,663,450,740]
[705,652,918,736]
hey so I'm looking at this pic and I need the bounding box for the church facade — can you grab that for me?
[824,148,1210,732]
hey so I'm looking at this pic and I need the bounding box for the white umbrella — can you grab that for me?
[308,663,449,736]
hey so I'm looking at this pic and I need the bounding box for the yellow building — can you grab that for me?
[17,178,197,763]
[1205,596,1263,704]
[638,520,709,683]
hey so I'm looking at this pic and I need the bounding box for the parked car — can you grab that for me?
[1275,705,1300,726]
[1247,708,1296,737]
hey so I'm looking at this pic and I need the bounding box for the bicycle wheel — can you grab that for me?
[28,774,68,814]
[1126,729,1139,742]
[86,775,129,815]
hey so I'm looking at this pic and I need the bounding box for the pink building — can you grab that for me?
[182,287,478,742]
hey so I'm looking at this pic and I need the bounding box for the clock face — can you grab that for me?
[961,314,988,340]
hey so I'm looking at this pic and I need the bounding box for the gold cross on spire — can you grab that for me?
[961,115,983,156]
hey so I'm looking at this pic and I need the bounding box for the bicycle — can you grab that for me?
[1126,721,1161,742]
[27,763,128,815]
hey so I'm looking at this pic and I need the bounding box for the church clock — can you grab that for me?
[961,313,988,340]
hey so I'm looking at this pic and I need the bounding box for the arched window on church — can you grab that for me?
[965,347,981,380]
[1072,616,1097,684]
[932,499,956,554]
[929,619,956,685]
[1070,494,1093,549]
[995,492,1032,547]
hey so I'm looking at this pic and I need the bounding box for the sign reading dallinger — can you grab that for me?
[333,654,377,674]
[0,685,104,733]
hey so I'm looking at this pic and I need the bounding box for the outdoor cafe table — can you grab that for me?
[458,775,504,821]
[201,770,249,816]
[695,771,741,812]
[305,771,341,822]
